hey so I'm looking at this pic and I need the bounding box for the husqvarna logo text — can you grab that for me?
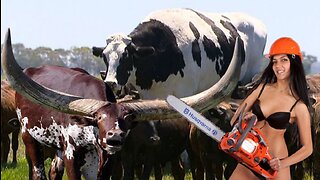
[183,108,211,132]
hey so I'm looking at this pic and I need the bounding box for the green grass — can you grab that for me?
[1,158,57,180]
[0,132,65,179]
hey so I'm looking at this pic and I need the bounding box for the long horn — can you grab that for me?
[1,29,109,116]
[123,37,242,121]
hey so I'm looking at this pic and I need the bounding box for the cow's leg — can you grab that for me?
[189,150,204,180]
[134,162,143,179]
[195,160,204,180]
[48,151,64,180]
[11,129,20,164]
[153,163,163,180]
[111,156,123,180]
[215,162,224,180]
[185,145,198,180]
[223,156,237,180]
[97,148,115,180]
[140,162,153,180]
[1,134,10,164]
[80,148,100,180]
[170,158,185,180]
[62,150,83,180]
[202,157,214,180]
[188,127,205,180]
[63,158,82,179]
[22,132,47,180]
[122,158,135,180]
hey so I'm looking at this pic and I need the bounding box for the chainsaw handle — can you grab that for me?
[237,103,247,134]
[233,115,257,151]
[261,151,278,178]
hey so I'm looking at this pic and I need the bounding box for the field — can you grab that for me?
[1,134,58,179]
[1,133,193,179]
[1,134,313,180]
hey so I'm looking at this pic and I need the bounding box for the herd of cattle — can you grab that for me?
[1,8,319,180]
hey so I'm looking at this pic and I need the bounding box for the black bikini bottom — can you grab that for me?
[251,169,266,180]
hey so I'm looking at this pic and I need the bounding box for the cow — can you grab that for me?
[1,80,20,165]
[188,101,238,180]
[117,116,190,180]
[306,73,320,179]
[14,64,115,179]
[92,8,267,99]
[2,29,242,179]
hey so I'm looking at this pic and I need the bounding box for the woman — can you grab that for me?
[229,37,313,180]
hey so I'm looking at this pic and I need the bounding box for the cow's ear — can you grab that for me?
[8,118,20,129]
[135,46,155,58]
[92,46,104,57]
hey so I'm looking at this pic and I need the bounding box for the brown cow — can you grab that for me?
[1,29,242,180]
[1,80,20,164]
[13,65,118,179]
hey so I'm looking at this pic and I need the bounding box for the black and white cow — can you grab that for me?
[93,8,267,99]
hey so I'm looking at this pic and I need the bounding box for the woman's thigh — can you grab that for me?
[229,164,261,180]
[269,167,290,180]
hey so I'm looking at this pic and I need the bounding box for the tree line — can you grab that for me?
[1,43,318,78]
[1,43,106,77]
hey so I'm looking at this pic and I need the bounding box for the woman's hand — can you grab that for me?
[243,112,257,125]
[269,157,281,171]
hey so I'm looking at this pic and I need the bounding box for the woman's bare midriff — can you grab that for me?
[255,120,289,159]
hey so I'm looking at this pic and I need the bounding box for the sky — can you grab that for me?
[1,0,320,60]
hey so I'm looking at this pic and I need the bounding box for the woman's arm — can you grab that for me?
[230,83,263,126]
[280,102,313,168]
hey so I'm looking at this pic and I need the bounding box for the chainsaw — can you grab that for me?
[166,95,277,179]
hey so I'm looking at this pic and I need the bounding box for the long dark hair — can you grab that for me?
[257,54,310,107]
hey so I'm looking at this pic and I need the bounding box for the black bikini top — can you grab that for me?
[251,83,300,130]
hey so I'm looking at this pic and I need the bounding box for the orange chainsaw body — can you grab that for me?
[219,121,277,178]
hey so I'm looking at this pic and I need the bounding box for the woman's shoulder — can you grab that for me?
[294,100,308,112]
[247,82,267,98]
[255,82,267,91]
[254,82,271,93]
[291,100,310,122]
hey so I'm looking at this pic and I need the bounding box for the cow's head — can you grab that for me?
[93,34,134,94]
[2,28,242,154]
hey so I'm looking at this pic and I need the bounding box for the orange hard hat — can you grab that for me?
[268,37,303,60]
